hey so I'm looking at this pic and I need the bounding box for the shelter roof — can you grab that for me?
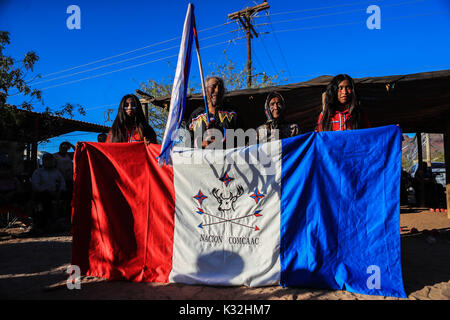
[1,107,110,142]
[152,69,450,133]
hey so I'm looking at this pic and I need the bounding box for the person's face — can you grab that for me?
[98,134,107,142]
[59,143,69,154]
[269,96,283,119]
[124,97,136,117]
[206,78,222,107]
[337,79,352,105]
[43,157,54,169]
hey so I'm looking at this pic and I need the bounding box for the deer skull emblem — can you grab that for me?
[211,185,244,212]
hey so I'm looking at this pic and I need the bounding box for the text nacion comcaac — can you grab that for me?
[200,234,260,246]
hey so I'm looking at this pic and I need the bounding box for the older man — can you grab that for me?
[188,76,239,149]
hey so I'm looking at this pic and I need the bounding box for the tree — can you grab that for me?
[0,31,41,111]
[0,31,85,141]
[136,77,173,142]
[208,53,287,91]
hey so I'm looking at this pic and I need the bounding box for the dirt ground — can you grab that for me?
[0,207,449,301]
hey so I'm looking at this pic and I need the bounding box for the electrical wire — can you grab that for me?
[257,35,279,78]
[257,0,425,28]
[21,38,241,93]
[266,0,389,17]
[264,11,292,78]
[28,28,243,86]
[29,21,235,81]
[14,3,445,95]
[269,10,449,34]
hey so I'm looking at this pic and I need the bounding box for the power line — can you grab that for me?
[257,35,279,78]
[269,10,450,35]
[264,11,292,78]
[83,103,117,111]
[10,37,242,96]
[20,38,241,93]
[29,44,180,86]
[13,4,444,95]
[28,28,243,87]
[268,0,389,17]
[28,21,235,82]
[22,0,425,89]
[257,0,425,28]
[23,0,424,85]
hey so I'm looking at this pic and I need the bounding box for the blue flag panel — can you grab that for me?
[280,125,406,298]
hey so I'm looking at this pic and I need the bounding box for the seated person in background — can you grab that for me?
[257,91,300,142]
[0,163,30,224]
[316,74,371,132]
[107,94,157,144]
[53,141,75,223]
[53,141,74,184]
[97,132,107,142]
[31,153,66,232]
[188,76,239,149]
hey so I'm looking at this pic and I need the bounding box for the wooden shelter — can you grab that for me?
[0,107,109,174]
[152,69,450,217]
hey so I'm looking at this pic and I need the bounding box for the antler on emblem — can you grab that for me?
[211,185,244,212]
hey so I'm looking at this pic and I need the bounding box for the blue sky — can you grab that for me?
[1,0,450,152]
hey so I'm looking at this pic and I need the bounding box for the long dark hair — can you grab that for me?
[110,94,156,143]
[318,74,361,131]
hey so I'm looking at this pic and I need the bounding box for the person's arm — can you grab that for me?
[188,110,208,149]
[106,130,113,143]
[30,170,43,192]
[58,171,66,192]
[143,125,157,145]
[316,112,324,132]
[290,123,300,136]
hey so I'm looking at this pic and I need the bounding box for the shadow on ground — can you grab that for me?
[1,229,449,300]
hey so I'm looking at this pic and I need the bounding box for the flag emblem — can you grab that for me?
[193,175,264,233]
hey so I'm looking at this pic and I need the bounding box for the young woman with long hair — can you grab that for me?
[107,94,157,144]
[316,74,370,132]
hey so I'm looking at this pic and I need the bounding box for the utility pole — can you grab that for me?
[228,1,270,88]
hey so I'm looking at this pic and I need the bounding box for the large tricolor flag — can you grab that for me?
[71,125,406,298]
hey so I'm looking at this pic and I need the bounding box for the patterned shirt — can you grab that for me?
[317,109,371,132]
[188,106,239,148]
[106,127,144,143]
[257,122,300,142]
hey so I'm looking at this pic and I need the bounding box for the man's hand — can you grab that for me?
[201,137,215,149]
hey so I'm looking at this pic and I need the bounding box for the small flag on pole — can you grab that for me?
[158,3,206,166]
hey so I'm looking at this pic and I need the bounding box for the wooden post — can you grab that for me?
[245,17,252,88]
[444,118,450,218]
[416,132,425,207]
[31,141,38,171]
[31,117,39,172]
[425,133,431,167]
[142,102,149,122]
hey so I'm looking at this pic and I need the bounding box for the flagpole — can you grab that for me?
[157,3,195,166]
[192,15,210,124]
